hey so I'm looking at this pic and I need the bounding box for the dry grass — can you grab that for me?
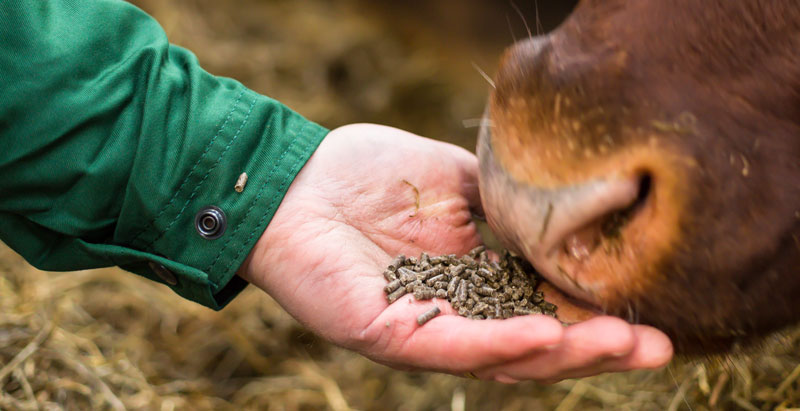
[3,242,800,410]
[3,0,800,409]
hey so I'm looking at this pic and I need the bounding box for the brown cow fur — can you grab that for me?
[486,0,800,353]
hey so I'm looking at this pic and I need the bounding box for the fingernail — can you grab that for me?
[494,374,519,384]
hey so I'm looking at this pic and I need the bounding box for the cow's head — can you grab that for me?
[479,0,800,353]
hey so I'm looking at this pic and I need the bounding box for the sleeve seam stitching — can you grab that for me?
[204,122,311,278]
[128,89,245,245]
[145,94,258,250]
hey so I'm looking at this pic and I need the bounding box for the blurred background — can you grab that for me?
[3,0,800,409]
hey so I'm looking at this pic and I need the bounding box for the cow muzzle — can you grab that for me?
[477,122,659,313]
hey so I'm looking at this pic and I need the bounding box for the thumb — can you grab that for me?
[450,146,485,220]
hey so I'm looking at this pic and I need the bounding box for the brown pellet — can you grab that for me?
[387,287,407,303]
[483,296,499,305]
[414,286,436,300]
[468,245,485,257]
[461,269,475,280]
[447,276,460,298]
[449,264,466,276]
[514,306,542,316]
[398,267,417,284]
[388,255,406,271]
[383,269,397,282]
[417,267,442,282]
[420,252,430,265]
[417,306,441,325]
[381,250,558,321]
[456,279,468,303]
[471,302,489,316]
[523,286,534,298]
[468,288,481,303]
[425,273,446,286]
[477,267,494,280]
[461,255,477,268]
[383,279,402,293]
[475,285,495,296]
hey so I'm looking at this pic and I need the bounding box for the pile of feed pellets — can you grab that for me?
[381,246,557,325]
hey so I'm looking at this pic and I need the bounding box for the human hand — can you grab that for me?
[238,124,673,383]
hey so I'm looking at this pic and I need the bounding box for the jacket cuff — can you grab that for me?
[117,87,327,309]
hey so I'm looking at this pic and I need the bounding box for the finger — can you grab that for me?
[376,304,564,373]
[462,178,484,221]
[563,324,673,378]
[473,316,640,382]
[443,144,484,220]
[528,324,673,383]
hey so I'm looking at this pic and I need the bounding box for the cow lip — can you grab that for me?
[536,280,604,323]
[533,244,617,324]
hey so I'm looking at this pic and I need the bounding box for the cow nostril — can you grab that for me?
[560,173,653,263]
[600,173,652,239]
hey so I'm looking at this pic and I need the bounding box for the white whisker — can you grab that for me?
[471,62,496,89]
[462,118,495,129]
[626,302,635,323]
[506,13,518,43]
[534,0,545,35]
[510,0,533,39]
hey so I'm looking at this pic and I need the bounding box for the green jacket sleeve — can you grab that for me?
[0,0,328,309]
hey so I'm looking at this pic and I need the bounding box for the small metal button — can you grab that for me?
[148,261,178,285]
[195,206,226,239]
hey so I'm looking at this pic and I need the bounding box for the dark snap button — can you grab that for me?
[148,261,178,286]
[195,205,226,239]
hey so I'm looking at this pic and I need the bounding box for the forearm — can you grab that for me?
[0,0,327,308]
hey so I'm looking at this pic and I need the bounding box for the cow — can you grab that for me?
[478,0,800,354]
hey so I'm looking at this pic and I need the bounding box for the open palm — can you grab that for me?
[239,124,672,383]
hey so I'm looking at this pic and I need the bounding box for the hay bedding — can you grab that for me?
[3,242,800,410]
[3,0,800,409]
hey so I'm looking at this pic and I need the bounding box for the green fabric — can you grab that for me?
[0,0,328,309]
